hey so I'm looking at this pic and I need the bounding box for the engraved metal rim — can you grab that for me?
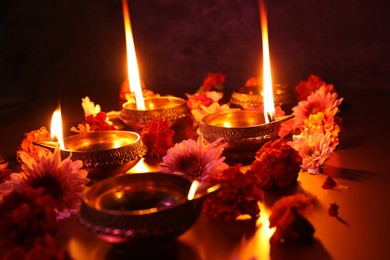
[230,91,294,108]
[119,96,189,124]
[199,111,293,143]
[66,131,146,168]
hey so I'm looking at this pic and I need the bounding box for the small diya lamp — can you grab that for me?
[35,108,146,180]
[118,1,189,131]
[230,82,296,113]
[200,0,293,163]
[79,172,220,244]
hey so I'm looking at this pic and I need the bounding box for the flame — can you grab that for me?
[122,0,145,110]
[50,107,65,149]
[187,180,200,200]
[259,0,275,123]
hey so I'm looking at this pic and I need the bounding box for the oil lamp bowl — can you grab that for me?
[79,172,220,244]
[230,83,296,112]
[198,111,293,162]
[119,96,189,130]
[35,131,146,179]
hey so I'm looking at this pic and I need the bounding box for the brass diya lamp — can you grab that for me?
[119,96,189,130]
[34,131,146,179]
[230,83,296,113]
[198,111,293,163]
[79,172,220,244]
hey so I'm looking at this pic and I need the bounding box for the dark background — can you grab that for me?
[0,0,389,113]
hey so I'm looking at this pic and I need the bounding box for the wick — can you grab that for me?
[266,112,275,123]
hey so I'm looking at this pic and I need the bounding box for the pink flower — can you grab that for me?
[1,147,89,219]
[292,86,343,130]
[288,128,334,174]
[160,135,227,181]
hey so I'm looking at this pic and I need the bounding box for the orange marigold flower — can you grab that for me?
[119,80,159,103]
[251,138,302,189]
[199,72,225,92]
[304,112,340,149]
[294,74,334,101]
[16,127,51,163]
[141,118,175,158]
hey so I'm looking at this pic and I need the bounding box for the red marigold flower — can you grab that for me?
[84,112,116,131]
[203,165,263,221]
[322,176,337,189]
[16,127,51,163]
[0,159,11,183]
[0,187,58,252]
[250,138,302,189]
[245,77,260,87]
[141,118,175,158]
[200,72,225,92]
[328,203,339,217]
[294,74,334,101]
[269,194,315,243]
[186,93,214,110]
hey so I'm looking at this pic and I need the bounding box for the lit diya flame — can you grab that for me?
[187,180,200,200]
[122,0,145,110]
[50,106,65,149]
[259,0,276,123]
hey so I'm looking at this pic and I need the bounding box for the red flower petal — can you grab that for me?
[328,203,339,217]
[322,176,337,189]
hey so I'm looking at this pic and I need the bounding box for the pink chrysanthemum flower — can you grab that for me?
[0,148,89,220]
[292,86,343,130]
[288,129,333,174]
[160,135,227,181]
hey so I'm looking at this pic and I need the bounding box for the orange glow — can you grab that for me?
[259,0,275,123]
[50,107,65,149]
[122,0,145,110]
[187,180,200,200]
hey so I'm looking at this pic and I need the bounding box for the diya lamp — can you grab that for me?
[199,0,293,163]
[118,0,189,131]
[34,107,146,180]
[79,172,220,244]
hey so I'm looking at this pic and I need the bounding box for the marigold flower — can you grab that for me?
[0,186,58,252]
[141,118,175,158]
[203,164,263,221]
[304,112,340,150]
[288,129,334,174]
[0,159,11,183]
[16,127,51,163]
[199,72,225,92]
[269,193,315,243]
[71,112,116,134]
[294,74,334,101]
[1,147,89,219]
[250,138,302,189]
[245,77,261,87]
[160,135,227,181]
[292,86,343,130]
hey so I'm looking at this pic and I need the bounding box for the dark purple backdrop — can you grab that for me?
[1,0,389,109]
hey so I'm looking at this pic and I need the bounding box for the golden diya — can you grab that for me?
[34,107,146,180]
[118,0,189,130]
[199,0,293,162]
[79,172,220,244]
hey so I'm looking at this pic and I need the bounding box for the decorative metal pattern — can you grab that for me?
[119,96,189,129]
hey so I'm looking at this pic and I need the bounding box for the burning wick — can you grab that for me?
[50,107,65,149]
[259,0,276,123]
[187,180,200,200]
[122,0,145,110]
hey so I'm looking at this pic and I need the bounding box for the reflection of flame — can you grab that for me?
[259,0,275,123]
[50,107,65,149]
[187,180,199,200]
[113,140,121,149]
[122,0,145,110]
